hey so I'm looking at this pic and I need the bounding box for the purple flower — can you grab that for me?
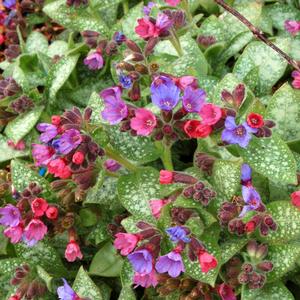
[119,74,132,89]
[32,144,55,167]
[113,32,126,45]
[58,129,82,154]
[156,13,173,31]
[182,86,206,113]
[143,2,156,15]
[104,159,121,172]
[151,76,180,111]
[284,20,300,36]
[37,123,58,143]
[100,87,128,125]
[57,278,78,300]
[0,204,21,227]
[241,163,252,183]
[155,251,185,278]
[221,116,258,148]
[84,52,104,70]
[128,249,153,274]
[3,0,16,9]
[166,226,190,243]
[239,186,261,217]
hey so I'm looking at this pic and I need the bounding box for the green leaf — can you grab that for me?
[220,236,248,264]
[212,159,241,199]
[15,241,67,276]
[118,286,136,300]
[0,258,24,277]
[238,134,297,185]
[47,54,79,101]
[120,260,134,287]
[89,242,123,277]
[241,281,294,300]
[87,221,110,245]
[0,134,29,163]
[233,38,289,95]
[43,0,109,35]
[259,201,300,245]
[267,242,300,282]
[4,106,43,143]
[25,31,48,54]
[47,41,68,58]
[266,83,300,142]
[117,167,162,221]
[36,266,54,292]
[72,266,103,300]
[79,208,97,227]
[11,159,53,200]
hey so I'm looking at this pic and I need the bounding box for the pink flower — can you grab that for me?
[135,17,157,39]
[48,158,72,179]
[198,250,218,273]
[133,269,158,288]
[130,108,157,136]
[31,197,48,217]
[292,71,300,89]
[149,199,171,219]
[174,76,198,91]
[46,206,58,220]
[114,233,140,256]
[199,103,222,125]
[24,219,48,245]
[65,241,83,262]
[7,140,25,151]
[159,170,174,184]
[72,151,85,165]
[84,51,104,70]
[165,0,181,6]
[291,191,300,208]
[284,20,300,36]
[32,144,55,167]
[4,225,23,244]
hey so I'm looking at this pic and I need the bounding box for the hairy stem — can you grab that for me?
[156,141,174,171]
[214,0,300,71]
[169,28,184,57]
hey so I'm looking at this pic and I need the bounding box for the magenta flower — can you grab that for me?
[32,144,55,167]
[284,20,300,36]
[292,71,300,89]
[128,249,153,274]
[175,76,198,91]
[23,219,47,246]
[104,159,121,172]
[65,241,83,262]
[0,204,21,227]
[84,51,104,70]
[58,129,82,154]
[149,199,170,219]
[217,283,237,300]
[57,278,78,300]
[221,116,257,148]
[165,0,180,6]
[156,13,173,32]
[155,251,185,278]
[151,76,180,111]
[114,233,140,256]
[182,86,206,113]
[166,226,190,243]
[199,103,222,125]
[37,123,58,143]
[133,269,158,288]
[130,108,157,136]
[100,86,128,125]
[4,225,23,244]
[239,186,262,217]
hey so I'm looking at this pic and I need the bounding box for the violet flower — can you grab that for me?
[57,278,78,300]
[151,76,180,111]
[156,13,173,32]
[37,123,58,143]
[58,129,82,155]
[155,251,185,278]
[3,0,16,9]
[119,73,132,89]
[221,116,257,148]
[239,186,261,217]
[241,163,252,183]
[166,226,190,243]
[128,249,153,274]
[84,52,104,70]
[284,20,300,36]
[182,86,206,113]
[32,144,55,167]
[143,2,156,15]
[0,204,21,227]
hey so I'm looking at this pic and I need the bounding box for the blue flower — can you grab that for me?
[165,226,190,243]
[128,249,153,274]
[57,278,78,300]
[241,163,252,183]
[119,74,132,89]
[239,186,261,217]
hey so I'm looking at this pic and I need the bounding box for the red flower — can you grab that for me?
[72,151,85,165]
[0,34,5,45]
[184,120,212,138]
[291,191,300,208]
[31,198,48,217]
[246,113,264,128]
[217,283,236,300]
[48,158,72,179]
[159,170,174,184]
[198,250,218,273]
[46,206,58,220]
[245,221,256,233]
[51,115,61,125]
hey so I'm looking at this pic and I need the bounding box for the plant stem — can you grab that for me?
[123,0,129,15]
[104,146,138,172]
[169,28,184,57]
[157,142,174,171]
[182,0,193,24]
[214,0,300,71]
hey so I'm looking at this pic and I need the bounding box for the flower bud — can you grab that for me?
[257,261,273,272]
[46,206,58,220]
[125,39,142,53]
[255,243,268,260]
[238,272,249,284]
[241,263,253,273]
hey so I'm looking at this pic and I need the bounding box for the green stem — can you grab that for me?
[182,0,193,24]
[169,28,184,57]
[104,146,138,172]
[123,0,129,15]
[156,142,174,171]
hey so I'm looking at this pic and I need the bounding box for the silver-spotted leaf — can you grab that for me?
[0,135,28,163]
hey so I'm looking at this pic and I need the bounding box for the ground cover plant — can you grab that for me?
[1,0,300,299]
